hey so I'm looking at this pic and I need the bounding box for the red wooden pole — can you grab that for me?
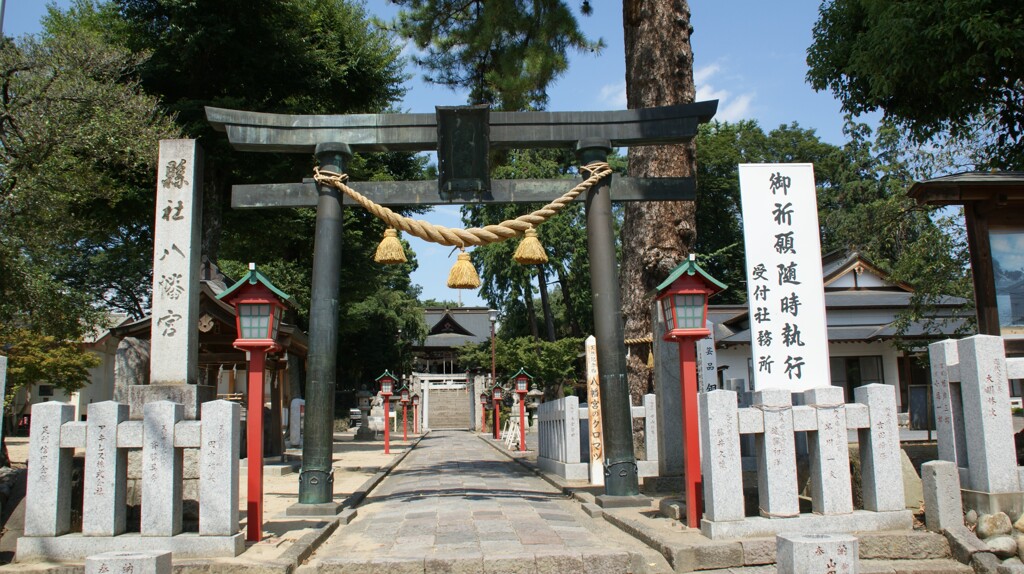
[414,405,419,434]
[679,339,703,528]
[518,392,526,451]
[246,350,266,542]
[481,404,487,433]
[383,394,391,454]
[492,399,500,439]
[402,403,408,441]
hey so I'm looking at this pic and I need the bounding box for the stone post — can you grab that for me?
[86,551,172,574]
[922,460,963,532]
[753,389,799,518]
[956,335,1019,493]
[83,401,129,536]
[135,140,214,420]
[289,398,305,447]
[804,386,852,515]
[699,390,744,522]
[200,400,240,536]
[563,396,582,466]
[142,401,183,536]
[776,533,858,574]
[24,402,74,536]
[928,339,967,466]
[854,384,904,512]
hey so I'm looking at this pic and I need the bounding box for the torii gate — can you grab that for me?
[206,101,717,512]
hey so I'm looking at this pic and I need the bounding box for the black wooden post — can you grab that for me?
[296,143,350,510]
[577,139,640,499]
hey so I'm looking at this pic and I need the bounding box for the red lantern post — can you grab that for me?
[511,368,532,452]
[376,371,397,454]
[655,254,726,529]
[491,383,503,440]
[217,263,290,542]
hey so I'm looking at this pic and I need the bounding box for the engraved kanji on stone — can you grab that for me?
[162,159,189,189]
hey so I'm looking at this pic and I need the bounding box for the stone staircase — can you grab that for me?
[427,387,471,430]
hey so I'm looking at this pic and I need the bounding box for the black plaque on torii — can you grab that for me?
[206,101,718,511]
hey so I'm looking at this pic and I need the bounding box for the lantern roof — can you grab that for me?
[375,369,398,383]
[216,262,293,304]
[654,254,727,295]
[509,367,533,382]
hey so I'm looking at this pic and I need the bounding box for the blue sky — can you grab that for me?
[4,1,867,309]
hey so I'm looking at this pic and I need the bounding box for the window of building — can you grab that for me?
[829,355,883,402]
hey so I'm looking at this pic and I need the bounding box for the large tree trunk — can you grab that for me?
[622,0,697,409]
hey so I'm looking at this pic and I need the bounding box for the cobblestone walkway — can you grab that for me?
[306,430,663,573]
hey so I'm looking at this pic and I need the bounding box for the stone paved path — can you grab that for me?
[306,430,667,573]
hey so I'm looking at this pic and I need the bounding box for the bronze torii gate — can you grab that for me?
[207,101,717,512]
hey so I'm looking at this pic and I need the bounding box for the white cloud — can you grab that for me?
[694,63,754,122]
[598,81,628,109]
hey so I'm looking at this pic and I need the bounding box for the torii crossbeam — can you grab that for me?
[207,101,717,511]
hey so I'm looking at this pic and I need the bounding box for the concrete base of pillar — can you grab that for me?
[17,532,244,562]
[118,384,217,420]
[595,494,651,509]
[961,489,1024,521]
[285,501,344,517]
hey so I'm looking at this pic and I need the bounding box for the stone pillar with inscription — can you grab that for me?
[127,140,215,420]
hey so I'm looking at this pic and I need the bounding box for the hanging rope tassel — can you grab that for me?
[374,228,407,264]
[647,346,655,369]
[447,250,481,289]
[513,227,548,264]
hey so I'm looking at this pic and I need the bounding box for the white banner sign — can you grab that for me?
[584,336,604,486]
[696,321,718,393]
[739,164,829,391]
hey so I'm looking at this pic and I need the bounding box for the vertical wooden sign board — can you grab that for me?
[585,335,605,486]
[739,164,829,391]
[696,321,718,393]
[151,140,203,386]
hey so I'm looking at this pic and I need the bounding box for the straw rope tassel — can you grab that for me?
[447,250,481,289]
[374,228,407,264]
[513,227,548,264]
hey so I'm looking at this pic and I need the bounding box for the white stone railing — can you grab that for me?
[699,384,911,539]
[537,394,658,481]
[929,334,1024,516]
[17,400,243,562]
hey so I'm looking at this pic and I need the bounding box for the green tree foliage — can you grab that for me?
[45,0,430,388]
[456,335,584,395]
[3,328,101,406]
[0,21,179,419]
[464,148,596,339]
[389,0,603,109]
[817,120,975,340]
[694,120,840,302]
[693,118,973,341]
[806,0,1024,169]
[0,24,181,325]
